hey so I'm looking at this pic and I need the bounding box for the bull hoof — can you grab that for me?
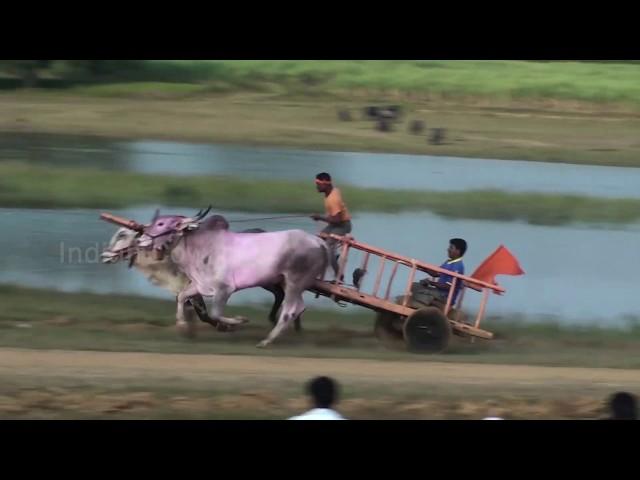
[234,316,250,324]
[177,322,197,339]
[216,323,234,333]
[256,340,270,348]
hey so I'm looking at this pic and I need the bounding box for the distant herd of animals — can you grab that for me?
[337,105,447,145]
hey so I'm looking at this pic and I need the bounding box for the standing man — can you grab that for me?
[311,172,352,279]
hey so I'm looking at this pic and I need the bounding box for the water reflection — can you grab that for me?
[1,132,638,198]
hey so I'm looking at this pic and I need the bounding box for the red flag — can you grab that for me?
[471,245,524,290]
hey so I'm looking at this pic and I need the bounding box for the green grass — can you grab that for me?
[2,161,640,226]
[6,61,640,106]
[79,60,640,107]
[0,372,614,420]
[1,284,640,369]
[0,375,615,419]
[67,82,214,98]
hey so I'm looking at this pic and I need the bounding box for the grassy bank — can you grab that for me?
[2,284,640,369]
[2,161,640,226]
[14,61,640,106]
[2,89,640,167]
[168,61,640,106]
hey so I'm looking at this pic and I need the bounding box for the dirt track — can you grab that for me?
[2,348,640,391]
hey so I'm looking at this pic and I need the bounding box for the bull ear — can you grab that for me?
[216,216,229,230]
[206,215,229,230]
[178,217,201,232]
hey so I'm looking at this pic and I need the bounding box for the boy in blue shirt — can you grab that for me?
[415,238,467,306]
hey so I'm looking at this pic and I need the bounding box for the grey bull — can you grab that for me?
[137,208,330,347]
[100,223,302,332]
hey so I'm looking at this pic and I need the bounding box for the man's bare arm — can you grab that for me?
[311,212,343,224]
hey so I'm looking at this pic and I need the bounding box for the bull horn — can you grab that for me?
[152,209,160,222]
[194,205,212,221]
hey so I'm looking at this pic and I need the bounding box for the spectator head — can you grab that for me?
[609,391,637,420]
[308,376,338,409]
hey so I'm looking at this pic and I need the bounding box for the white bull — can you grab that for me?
[137,208,330,347]
[100,225,297,333]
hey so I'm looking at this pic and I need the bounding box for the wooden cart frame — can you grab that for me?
[311,233,504,353]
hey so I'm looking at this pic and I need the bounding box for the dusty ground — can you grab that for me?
[1,348,637,419]
[1,287,640,419]
[4,348,640,386]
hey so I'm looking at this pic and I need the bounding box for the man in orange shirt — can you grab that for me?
[311,172,353,279]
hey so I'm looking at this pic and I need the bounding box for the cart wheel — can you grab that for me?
[403,307,451,354]
[374,311,405,350]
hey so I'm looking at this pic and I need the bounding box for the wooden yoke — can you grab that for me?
[99,213,145,233]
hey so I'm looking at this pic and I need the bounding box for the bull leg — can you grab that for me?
[263,284,303,332]
[257,287,305,348]
[184,302,198,325]
[262,284,285,325]
[293,309,304,332]
[188,294,220,328]
[208,287,250,326]
[176,283,201,338]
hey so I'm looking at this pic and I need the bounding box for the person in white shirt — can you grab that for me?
[289,376,346,420]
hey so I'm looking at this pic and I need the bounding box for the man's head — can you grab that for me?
[448,238,467,259]
[308,376,338,409]
[609,391,638,420]
[315,172,332,193]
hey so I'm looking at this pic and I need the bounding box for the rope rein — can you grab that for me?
[226,214,312,223]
